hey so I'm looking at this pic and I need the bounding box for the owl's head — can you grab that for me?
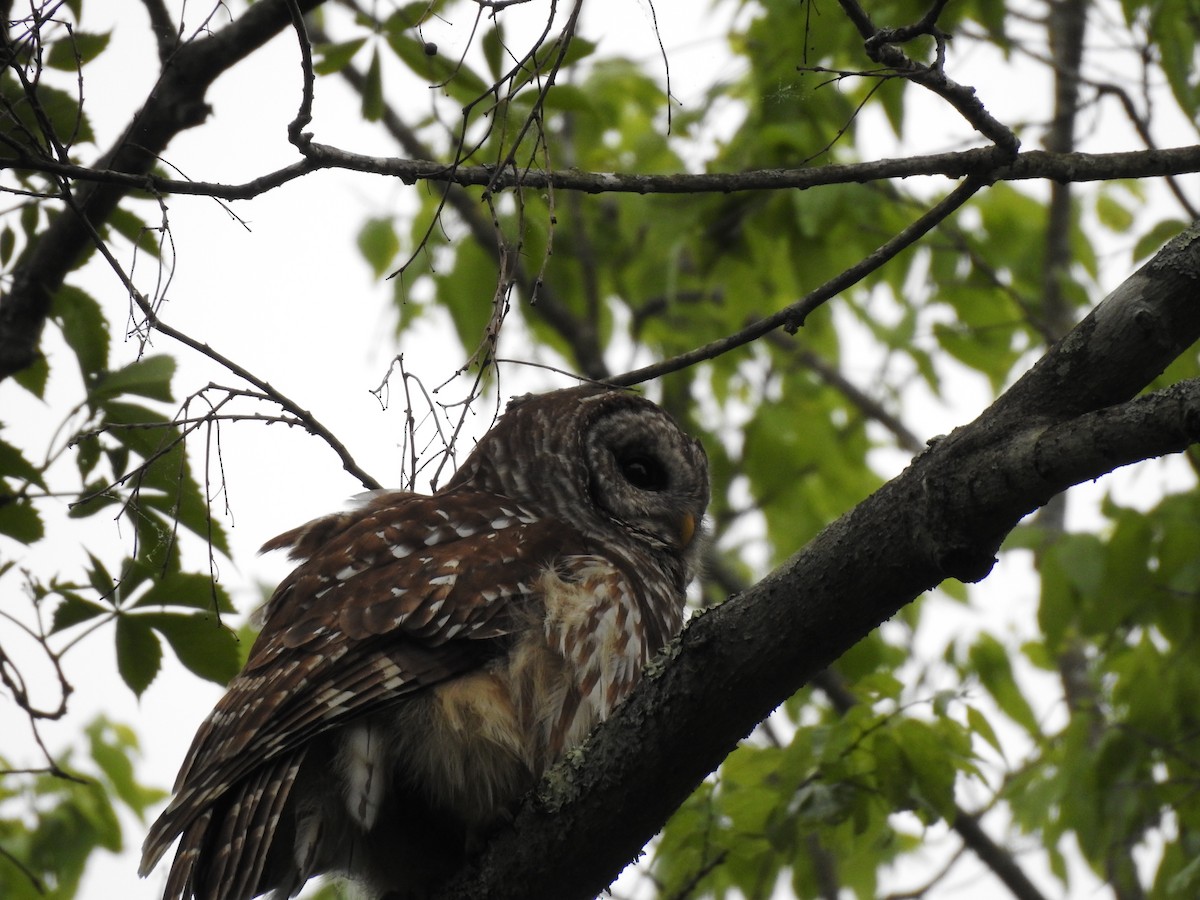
[450,386,710,569]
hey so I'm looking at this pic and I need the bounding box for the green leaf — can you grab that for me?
[19,200,39,238]
[358,216,400,278]
[93,355,175,403]
[968,633,1041,738]
[894,719,960,822]
[132,571,235,614]
[0,435,46,489]
[51,593,109,632]
[138,611,242,686]
[0,496,43,543]
[966,704,1004,757]
[115,615,163,696]
[0,224,14,265]
[86,718,167,816]
[940,578,969,602]
[386,33,489,104]
[553,35,597,70]
[1095,193,1134,232]
[482,25,505,78]
[85,551,117,602]
[1167,853,1200,895]
[91,399,231,556]
[434,238,503,349]
[11,351,48,398]
[314,37,368,75]
[45,30,112,70]
[74,430,101,478]
[1151,3,1199,117]
[382,1,435,33]
[1132,218,1187,262]
[52,284,110,379]
[134,454,232,558]
[108,206,163,259]
[99,401,173,455]
[113,555,157,602]
[69,480,120,518]
[540,83,595,114]
[362,45,385,122]
[0,78,95,147]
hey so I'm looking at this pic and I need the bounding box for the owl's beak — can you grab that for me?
[679,512,697,548]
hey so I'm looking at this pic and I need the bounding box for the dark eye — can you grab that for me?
[617,453,669,491]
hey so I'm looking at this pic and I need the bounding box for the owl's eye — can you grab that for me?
[616,452,669,492]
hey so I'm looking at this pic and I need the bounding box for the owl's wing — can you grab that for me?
[141,488,571,878]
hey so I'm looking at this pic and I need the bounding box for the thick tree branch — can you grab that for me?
[435,223,1200,900]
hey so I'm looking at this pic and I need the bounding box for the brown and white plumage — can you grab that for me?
[140,386,709,899]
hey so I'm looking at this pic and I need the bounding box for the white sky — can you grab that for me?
[2,1,1196,898]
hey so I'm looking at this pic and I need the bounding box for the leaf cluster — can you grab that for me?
[0,718,164,900]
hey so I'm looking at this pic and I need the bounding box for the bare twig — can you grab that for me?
[1095,82,1199,219]
[283,0,316,148]
[837,0,1020,158]
[484,0,583,194]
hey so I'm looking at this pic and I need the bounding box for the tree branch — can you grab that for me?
[1042,0,1087,337]
[435,222,1200,900]
[6,144,1199,203]
[839,0,1019,156]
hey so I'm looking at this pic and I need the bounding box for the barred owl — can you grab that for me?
[139,385,709,900]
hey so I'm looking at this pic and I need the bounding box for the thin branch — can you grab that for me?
[483,0,582,194]
[1095,82,1200,219]
[609,175,988,387]
[785,342,926,454]
[838,0,1020,158]
[283,0,315,147]
[58,183,383,491]
[5,144,1200,203]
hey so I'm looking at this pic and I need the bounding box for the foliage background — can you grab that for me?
[1,0,1199,898]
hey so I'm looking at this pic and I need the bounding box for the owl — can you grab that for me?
[139,385,710,900]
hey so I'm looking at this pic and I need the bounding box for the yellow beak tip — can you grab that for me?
[680,513,697,547]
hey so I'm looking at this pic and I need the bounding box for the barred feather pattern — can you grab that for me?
[140,386,709,900]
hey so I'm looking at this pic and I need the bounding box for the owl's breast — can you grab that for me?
[360,553,673,834]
